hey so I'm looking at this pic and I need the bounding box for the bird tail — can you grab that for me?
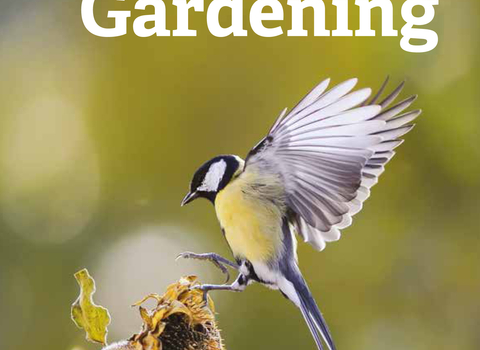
[279,266,336,350]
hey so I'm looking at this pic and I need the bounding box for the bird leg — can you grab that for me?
[192,273,248,301]
[176,251,239,283]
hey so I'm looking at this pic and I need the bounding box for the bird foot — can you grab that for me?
[176,252,239,283]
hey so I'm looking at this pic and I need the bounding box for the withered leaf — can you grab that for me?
[71,268,111,345]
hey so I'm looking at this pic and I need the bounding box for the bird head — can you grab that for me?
[181,155,244,206]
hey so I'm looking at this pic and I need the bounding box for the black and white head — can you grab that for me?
[181,155,244,206]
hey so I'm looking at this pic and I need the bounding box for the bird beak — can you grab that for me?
[181,191,198,206]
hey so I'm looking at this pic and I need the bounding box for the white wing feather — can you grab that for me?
[246,77,421,251]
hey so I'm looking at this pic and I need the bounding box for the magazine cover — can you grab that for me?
[0,1,478,350]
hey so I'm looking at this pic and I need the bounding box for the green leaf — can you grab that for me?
[71,269,111,345]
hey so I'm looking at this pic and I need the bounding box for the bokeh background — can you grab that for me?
[0,0,479,349]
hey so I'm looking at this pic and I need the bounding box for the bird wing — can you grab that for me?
[244,77,421,251]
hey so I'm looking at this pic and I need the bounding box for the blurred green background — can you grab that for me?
[0,0,479,349]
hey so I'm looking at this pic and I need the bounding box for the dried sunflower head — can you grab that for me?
[127,276,224,350]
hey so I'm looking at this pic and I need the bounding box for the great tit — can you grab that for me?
[180,77,421,350]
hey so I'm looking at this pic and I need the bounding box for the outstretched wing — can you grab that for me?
[245,77,421,251]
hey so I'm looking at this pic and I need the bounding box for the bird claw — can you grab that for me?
[188,284,210,303]
[189,284,211,293]
[176,252,231,283]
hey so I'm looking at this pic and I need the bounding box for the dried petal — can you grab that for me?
[129,276,223,350]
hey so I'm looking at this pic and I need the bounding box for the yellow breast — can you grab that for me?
[214,171,285,263]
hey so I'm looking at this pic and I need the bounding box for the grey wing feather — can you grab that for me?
[245,77,421,251]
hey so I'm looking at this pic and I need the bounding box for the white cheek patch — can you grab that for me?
[198,159,227,192]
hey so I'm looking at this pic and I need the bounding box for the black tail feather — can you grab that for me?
[279,220,336,350]
[299,297,325,350]
[287,269,337,350]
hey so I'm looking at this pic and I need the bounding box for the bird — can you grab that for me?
[179,76,421,350]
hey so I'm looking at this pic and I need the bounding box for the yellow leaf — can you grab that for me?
[71,268,111,345]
